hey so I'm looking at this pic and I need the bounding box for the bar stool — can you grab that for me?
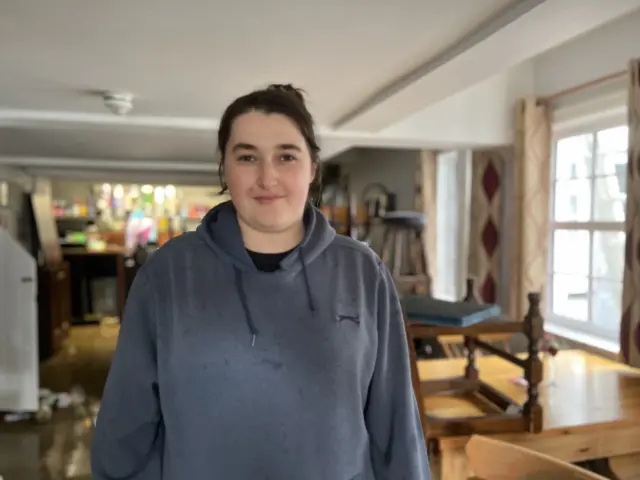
[380,211,432,296]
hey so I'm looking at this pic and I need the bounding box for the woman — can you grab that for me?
[91,84,430,479]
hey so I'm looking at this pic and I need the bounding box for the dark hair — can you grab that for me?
[217,84,322,202]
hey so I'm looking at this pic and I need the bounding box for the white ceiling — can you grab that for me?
[1,0,640,182]
[0,0,514,123]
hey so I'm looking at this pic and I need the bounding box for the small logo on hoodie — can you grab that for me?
[336,314,360,325]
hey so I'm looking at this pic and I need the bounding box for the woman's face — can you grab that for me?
[223,111,316,234]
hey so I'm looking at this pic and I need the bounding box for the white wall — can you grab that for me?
[333,148,420,211]
[51,180,95,205]
[0,166,32,192]
[533,9,640,97]
[528,11,640,137]
[28,168,218,187]
[380,62,535,147]
[378,9,640,151]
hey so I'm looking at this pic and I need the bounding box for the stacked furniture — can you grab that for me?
[404,281,545,442]
[379,212,432,296]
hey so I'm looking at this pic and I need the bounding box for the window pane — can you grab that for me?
[553,229,590,276]
[590,279,622,335]
[593,176,626,222]
[595,151,627,176]
[552,274,589,321]
[554,179,591,221]
[597,126,628,155]
[555,134,593,180]
[592,231,625,281]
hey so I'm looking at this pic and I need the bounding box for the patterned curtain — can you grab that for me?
[509,98,552,320]
[620,58,640,368]
[468,150,505,304]
[414,150,438,289]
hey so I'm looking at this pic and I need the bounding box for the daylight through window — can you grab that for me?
[549,125,628,340]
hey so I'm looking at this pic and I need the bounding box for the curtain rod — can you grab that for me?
[540,69,627,104]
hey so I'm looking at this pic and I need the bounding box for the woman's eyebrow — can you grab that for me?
[231,142,257,152]
[275,144,302,151]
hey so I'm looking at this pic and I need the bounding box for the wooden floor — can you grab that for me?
[40,324,118,399]
[0,325,448,479]
[0,325,118,480]
[12,326,632,479]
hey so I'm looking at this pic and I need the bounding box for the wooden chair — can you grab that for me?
[465,435,608,479]
[439,332,513,358]
[404,290,545,438]
[436,278,513,359]
[609,454,640,480]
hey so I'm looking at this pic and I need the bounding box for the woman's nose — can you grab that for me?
[257,161,278,187]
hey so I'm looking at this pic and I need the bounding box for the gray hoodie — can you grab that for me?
[91,201,430,480]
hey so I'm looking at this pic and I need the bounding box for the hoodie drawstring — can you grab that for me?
[234,267,258,347]
[233,249,316,347]
[298,249,316,313]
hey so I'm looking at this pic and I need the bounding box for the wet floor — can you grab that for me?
[0,324,452,480]
[0,324,118,480]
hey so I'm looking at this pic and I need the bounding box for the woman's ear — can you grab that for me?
[310,161,318,184]
[217,159,228,194]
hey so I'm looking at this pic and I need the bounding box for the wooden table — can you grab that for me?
[419,350,640,480]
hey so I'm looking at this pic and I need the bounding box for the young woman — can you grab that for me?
[91,84,430,479]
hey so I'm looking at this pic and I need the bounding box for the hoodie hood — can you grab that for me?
[196,200,335,272]
[196,200,336,345]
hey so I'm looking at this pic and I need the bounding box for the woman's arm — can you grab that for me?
[91,269,164,479]
[365,262,431,479]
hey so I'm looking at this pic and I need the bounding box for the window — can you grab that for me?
[549,125,628,341]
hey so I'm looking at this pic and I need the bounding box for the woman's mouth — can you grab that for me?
[254,196,283,205]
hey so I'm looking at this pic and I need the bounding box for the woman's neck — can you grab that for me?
[238,218,305,254]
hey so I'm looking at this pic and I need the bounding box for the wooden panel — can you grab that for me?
[440,425,640,480]
[609,452,640,480]
[466,435,607,479]
[102,230,125,246]
[30,180,62,267]
[428,414,526,437]
[410,320,524,337]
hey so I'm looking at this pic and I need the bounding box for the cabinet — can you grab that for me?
[37,262,71,361]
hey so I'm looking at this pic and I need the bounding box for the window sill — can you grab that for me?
[545,322,620,359]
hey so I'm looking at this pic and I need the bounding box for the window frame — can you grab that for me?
[547,122,627,342]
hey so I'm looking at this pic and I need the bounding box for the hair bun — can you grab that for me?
[267,84,306,104]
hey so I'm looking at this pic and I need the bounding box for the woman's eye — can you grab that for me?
[280,154,296,162]
[238,155,255,162]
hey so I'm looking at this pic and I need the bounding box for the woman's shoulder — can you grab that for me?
[328,235,383,272]
[141,231,207,270]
